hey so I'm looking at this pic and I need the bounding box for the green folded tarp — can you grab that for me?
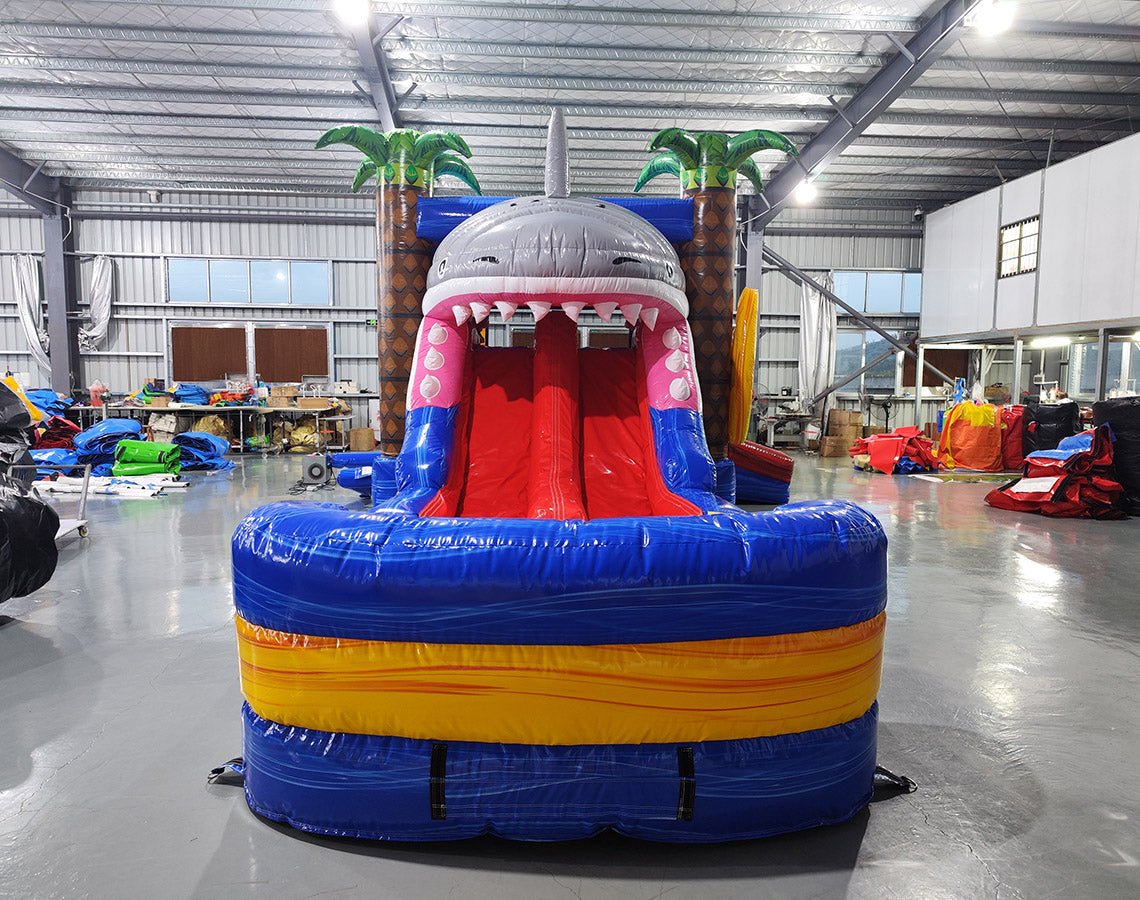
[112,460,181,477]
[114,439,180,465]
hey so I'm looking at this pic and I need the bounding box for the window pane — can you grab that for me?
[1020,254,1037,272]
[1021,218,1039,236]
[863,333,898,394]
[902,273,922,313]
[209,259,249,303]
[866,272,903,313]
[1127,343,1140,397]
[290,261,330,306]
[1000,259,1018,277]
[832,272,867,310]
[834,332,864,386]
[1020,234,1038,255]
[168,258,208,303]
[1001,225,1019,243]
[251,260,290,304]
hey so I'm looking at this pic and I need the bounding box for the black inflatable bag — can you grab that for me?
[0,474,59,604]
[1093,396,1140,510]
[1023,402,1080,454]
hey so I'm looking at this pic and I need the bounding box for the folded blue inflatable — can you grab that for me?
[174,384,211,405]
[25,389,71,419]
[173,431,234,471]
[30,448,82,477]
[73,418,143,464]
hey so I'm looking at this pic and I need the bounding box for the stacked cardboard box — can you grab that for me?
[821,408,861,457]
[863,425,887,438]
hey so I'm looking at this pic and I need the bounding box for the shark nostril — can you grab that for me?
[473,256,500,264]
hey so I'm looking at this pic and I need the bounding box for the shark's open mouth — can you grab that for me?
[396,283,709,521]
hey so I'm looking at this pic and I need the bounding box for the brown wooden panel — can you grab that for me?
[171,326,247,382]
[254,327,329,382]
[510,329,535,348]
[587,329,631,350]
[903,346,970,388]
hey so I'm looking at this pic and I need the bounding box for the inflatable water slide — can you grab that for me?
[230,114,888,843]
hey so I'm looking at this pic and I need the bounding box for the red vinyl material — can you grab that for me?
[1001,405,1025,470]
[528,315,587,519]
[728,441,795,482]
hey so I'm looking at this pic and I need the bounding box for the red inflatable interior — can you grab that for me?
[422,311,700,520]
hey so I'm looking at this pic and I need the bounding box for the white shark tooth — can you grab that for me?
[526,301,552,322]
[662,326,682,350]
[494,300,518,321]
[470,301,491,324]
[669,377,692,401]
[562,302,585,323]
[424,347,445,371]
[665,349,686,373]
[452,305,472,326]
[419,374,441,400]
[620,303,643,326]
[593,301,617,322]
[428,323,448,345]
[639,307,659,330]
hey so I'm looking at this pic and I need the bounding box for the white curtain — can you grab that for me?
[980,347,998,384]
[13,254,51,375]
[80,255,113,351]
[798,273,837,419]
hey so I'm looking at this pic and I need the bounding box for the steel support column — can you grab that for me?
[913,344,926,427]
[42,190,80,394]
[1011,338,1024,403]
[1095,328,1112,402]
[347,15,401,130]
[754,0,985,228]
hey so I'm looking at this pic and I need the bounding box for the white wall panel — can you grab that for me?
[920,189,999,339]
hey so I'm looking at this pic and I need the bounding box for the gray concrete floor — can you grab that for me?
[2,455,1139,899]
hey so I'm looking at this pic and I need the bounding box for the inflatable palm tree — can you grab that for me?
[634,128,797,461]
[317,126,480,454]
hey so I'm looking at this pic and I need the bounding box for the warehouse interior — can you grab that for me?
[2,1,1139,898]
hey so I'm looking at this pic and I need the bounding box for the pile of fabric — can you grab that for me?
[985,426,1126,519]
[24,389,72,419]
[174,384,211,405]
[72,418,144,475]
[173,432,234,471]
[0,382,36,484]
[33,416,81,450]
[849,426,939,474]
[938,402,1004,471]
[113,439,181,476]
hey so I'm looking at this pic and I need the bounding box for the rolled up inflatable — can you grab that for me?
[112,460,181,477]
[114,439,179,465]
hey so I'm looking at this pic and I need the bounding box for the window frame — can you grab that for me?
[165,255,334,307]
[997,216,1039,280]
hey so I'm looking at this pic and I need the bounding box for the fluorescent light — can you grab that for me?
[793,180,818,204]
[1029,335,1072,349]
[332,0,371,28]
[966,0,1015,35]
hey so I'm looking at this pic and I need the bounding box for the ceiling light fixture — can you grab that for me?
[966,0,1016,36]
[1029,335,1072,349]
[332,0,371,28]
[793,179,818,204]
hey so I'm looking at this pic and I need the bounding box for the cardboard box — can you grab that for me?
[863,425,887,438]
[349,427,376,452]
[820,435,855,457]
[296,397,333,409]
[270,384,300,398]
[827,409,862,431]
[827,427,861,445]
[266,397,294,409]
[148,395,170,408]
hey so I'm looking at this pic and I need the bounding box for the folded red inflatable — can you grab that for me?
[32,415,81,450]
[849,426,939,475]
[984,426,1126,519]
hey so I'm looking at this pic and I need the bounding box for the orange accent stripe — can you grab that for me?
[236,613,884,745]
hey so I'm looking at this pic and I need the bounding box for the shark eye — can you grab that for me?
[474,256,499,264]
[612,257,641,266]
[437,258,447,275]
[666,263,675,279]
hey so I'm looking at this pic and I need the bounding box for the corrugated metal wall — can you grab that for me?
[0,193,923,413]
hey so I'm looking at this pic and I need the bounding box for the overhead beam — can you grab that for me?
[755,0,986,228]
[0,145,60,214]
[346,14,401,130]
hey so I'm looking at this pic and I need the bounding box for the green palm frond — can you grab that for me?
[351,159,378,192]
[736,158,764,193]
[431,154,481,194]
[648,128,700,170]
[695,132,730,166]
[314,125,389,164]
[634,153,683,193]
[412,131,472,166]
[725,129,798,168]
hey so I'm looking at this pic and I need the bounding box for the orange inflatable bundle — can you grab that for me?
[938,402,1003,471]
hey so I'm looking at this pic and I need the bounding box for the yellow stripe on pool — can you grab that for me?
[236,613,885,746]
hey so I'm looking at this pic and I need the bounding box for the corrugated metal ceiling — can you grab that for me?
[1,0,1138,212]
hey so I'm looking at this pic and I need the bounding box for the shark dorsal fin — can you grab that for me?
[544,108,570,199]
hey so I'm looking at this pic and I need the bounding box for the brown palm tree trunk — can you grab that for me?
[376,183,431,455]
[680,185,736,460]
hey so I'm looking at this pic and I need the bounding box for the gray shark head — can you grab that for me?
[427,195,684,292]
